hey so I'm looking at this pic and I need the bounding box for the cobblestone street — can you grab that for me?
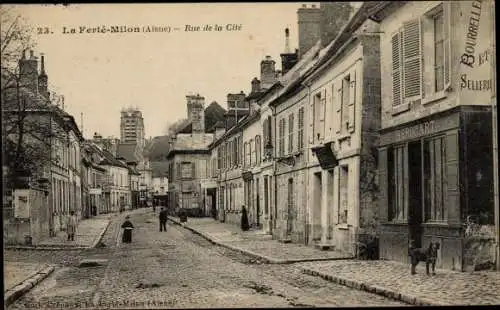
[8,211,405,308]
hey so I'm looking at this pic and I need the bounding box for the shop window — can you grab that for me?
[388,145,407,221]
[424,136,446,222]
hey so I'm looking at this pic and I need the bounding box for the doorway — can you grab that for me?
[264,176,269,232]
[256,178,260,227]
[408,141,423,248]
[313,172,322,241]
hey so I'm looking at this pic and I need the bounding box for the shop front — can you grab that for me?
[378,106,494,271]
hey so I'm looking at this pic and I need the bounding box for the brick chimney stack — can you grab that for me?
[280,28,299,75]
[251,77,261,93]
[297,4,321,59]
[319,2,354,48]
[260,55,277,90]
[19,49,39,94]
[186,94,205,133]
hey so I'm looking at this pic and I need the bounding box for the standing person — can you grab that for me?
[66,211,78,241]
[159,207,167,232]
[121,215,134,243]
[241,205,250,231]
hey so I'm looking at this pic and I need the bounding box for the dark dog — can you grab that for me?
[408,241,440,275]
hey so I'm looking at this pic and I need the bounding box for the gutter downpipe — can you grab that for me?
[304,81,312,245]
[489,0,499,271]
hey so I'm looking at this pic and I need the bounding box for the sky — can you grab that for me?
[8,3,317,140]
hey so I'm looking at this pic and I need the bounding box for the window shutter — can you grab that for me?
[391,32,403,106]
[263,119,268,145]
[403,19,422,100]
[177,163,181,179]
[308,97,315,143]
[443,1,451,90]
[335,85,342,133]
[267,116,272,144]
[445,132,460,223]
[348,70,356,132]
[191,162,195,178]
[320,89,326,139]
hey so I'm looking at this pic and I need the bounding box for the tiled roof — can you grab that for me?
[151,161,170,178]
[117,143,142,163]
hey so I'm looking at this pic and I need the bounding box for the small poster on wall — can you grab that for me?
[14,190,30,219]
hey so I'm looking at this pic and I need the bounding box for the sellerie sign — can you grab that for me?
[458,0,494,104]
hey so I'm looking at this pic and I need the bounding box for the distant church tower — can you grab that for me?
[120,107,145,148]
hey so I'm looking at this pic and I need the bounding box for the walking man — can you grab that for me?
[66,211,77,241]
[159,207,168,232]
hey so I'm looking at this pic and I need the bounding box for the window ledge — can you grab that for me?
[422,90,448,105]
[391,102,410,116]
[422,221,460,228]
[337,223,350,230]
[382,220,408,226]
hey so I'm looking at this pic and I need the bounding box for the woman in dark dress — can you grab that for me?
[121,215,134,243]
[241,205,250,231]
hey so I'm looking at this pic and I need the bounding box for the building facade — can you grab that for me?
[167,95,216,216]
[372,1,495,271]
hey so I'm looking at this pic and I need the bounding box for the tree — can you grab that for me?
[1,7,69,189]
[164,118,190,136]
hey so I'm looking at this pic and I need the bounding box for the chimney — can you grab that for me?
[297,4,321,59]
[186,94,205,133]
[19,49,39,94]
[280,28,299,75]
[38,54,49,100]
[319,2,354,47]
[260,56,277,89]
[251,77,261,93]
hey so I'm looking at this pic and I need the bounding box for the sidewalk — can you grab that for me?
[37,213,111,249]
[5,210,138,250]
[168,216,353,264]
[170,216,500,306]
[4,262,55,306]
[299,260,500,306]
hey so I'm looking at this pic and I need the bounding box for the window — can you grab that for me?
[341,76,350,130]
[287,178,294,224]
[278,118,285,157]
[313,92,325,142]
[217,147,222,170]
[181,162,193,179]
[233,138,238,166]
[297,107,304,151]
[388,146,406,222]
[288,114,294,154]
[338,166,349,223]
[249,139,254,167]
[424,136,446,222]
[255,135,261,164]
[391,19,422,107]
[228,141,232,169]
[433,11,445,92]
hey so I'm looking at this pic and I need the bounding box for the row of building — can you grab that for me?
[2,50,159,245]
[165,1,496,271]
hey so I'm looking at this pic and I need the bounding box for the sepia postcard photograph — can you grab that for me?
[1,1,498,308]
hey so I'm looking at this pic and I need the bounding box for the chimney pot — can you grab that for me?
[312,4,316,8]
[302,4,306,8]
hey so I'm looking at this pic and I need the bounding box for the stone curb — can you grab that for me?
[168,216,355,264]
[90,219,112,249]
[300,267,448,306]
[4,265,55,307]
[4,245,88,251]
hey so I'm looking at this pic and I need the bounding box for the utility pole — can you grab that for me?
[490,0,499,271]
